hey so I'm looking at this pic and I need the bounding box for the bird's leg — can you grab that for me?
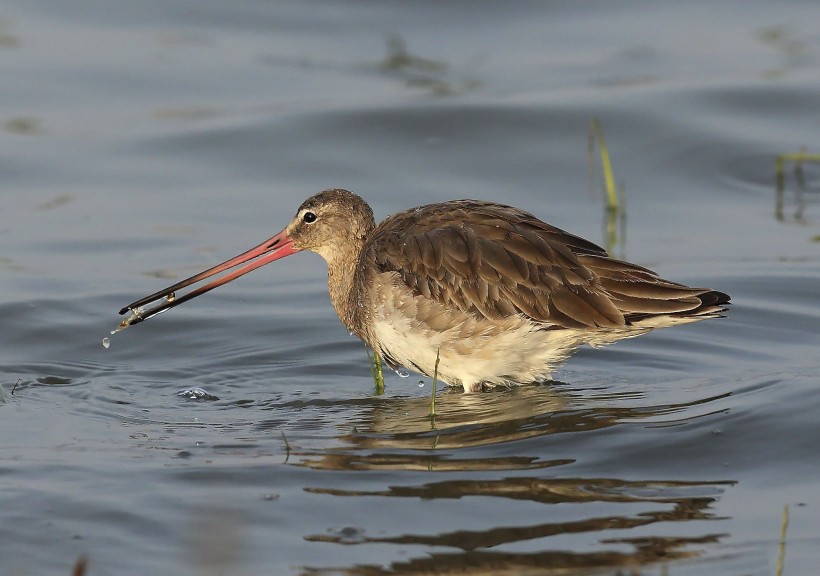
[366,347,385,394]
[374,350,385,394]
[429,348,440,420]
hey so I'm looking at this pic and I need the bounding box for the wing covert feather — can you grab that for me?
[362,200,632,329]
[359,200,724,330]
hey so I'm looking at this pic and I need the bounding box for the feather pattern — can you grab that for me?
[358,199,726,334]
[287,190,728,391]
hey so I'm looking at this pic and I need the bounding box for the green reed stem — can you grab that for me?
[429,348,440,419]
[589,118,619,211]
[776,504,789,576]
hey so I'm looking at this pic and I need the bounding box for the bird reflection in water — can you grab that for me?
[270,386,736,575]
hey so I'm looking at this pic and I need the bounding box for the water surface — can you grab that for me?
[2,1,819,574]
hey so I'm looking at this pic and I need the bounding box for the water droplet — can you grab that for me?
[102,337,110,349]
[395,369,409,378]
[418,381,425,388]
[166,292,175,303]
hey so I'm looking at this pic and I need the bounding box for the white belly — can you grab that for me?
[367,278,643,392]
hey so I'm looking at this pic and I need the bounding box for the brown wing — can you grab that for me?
[580,254,730,321]
[362,200,727,329]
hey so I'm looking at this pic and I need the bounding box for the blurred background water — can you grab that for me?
[1,1,819,575]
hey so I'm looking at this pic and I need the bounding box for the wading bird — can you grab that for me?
[120,189,729,392]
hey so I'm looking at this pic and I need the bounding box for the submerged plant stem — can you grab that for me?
[429,348,440,419]
[775,150,820,221]
[280,429,290,454]
[775,151,820,184]
[587,118,626,257]
[776,504,789,576]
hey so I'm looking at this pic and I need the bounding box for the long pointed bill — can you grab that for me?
[116,228,299,329]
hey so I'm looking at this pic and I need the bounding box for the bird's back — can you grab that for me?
[358,199,728,331]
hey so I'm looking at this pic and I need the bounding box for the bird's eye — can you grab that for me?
[303,211,317,223]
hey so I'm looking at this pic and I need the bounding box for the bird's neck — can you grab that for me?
[325,243,368,338]
[323,214,375,338]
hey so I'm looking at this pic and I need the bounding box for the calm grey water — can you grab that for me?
[2,1,819,575]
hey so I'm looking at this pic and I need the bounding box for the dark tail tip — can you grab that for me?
[700,290,731,307]
[689,289,731,318]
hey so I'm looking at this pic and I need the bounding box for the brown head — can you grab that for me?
[118,188,375,325]
[286,188,375,266]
